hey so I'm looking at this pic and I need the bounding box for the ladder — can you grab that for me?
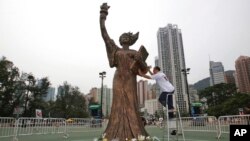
[162,93,185,141]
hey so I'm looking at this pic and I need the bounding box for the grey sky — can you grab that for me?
[1,0,250,94]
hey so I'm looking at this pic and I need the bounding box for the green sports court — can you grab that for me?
[0,126,229,141]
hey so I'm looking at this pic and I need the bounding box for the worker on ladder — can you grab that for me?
[139,66,186,141]
[138,66,175,118]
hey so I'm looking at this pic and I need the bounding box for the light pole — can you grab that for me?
[99,71,106,119]
[181,68,192,116]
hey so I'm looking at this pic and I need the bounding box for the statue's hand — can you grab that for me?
[100,3,110,19]
[138,69,143,76]
[147,65,152,70]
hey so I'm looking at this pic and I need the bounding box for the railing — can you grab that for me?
[15,118,66,135]
[0,115,249,140]
[181,116,218,131]
[180,116,219,139]
[13,117,67,141]
[67,118,103,130]
[0,117,16,138]
[218,115,250,139]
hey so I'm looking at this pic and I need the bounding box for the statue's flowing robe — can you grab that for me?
[104,41,148,140]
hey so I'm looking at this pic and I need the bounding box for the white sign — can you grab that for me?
[36,109,42,118]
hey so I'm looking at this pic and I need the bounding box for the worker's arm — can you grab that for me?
[147,66,153,75]
[138,69,152,79]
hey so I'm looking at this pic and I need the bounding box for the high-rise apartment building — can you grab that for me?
[149,83,162,113]
[147,83,157,100]
[43,87,56,102]
[209,61,225,86]
[155,57,159,67]
[137,80,148,108]
[103,86,113,117]
[157,24,189,113]
[97,85,113,117]
[224,70,236,84]
[87,87,98,103]
[57,85,64,96]
[235,56,250,93]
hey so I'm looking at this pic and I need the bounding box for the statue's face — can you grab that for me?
[119,32,138,46]
[120,35,130,45]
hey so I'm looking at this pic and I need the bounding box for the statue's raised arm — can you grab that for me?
[100,3,118,68]
[100,3,110,41]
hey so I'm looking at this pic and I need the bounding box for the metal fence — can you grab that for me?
[181,116,218,132]
[0,117,15,138]
[15,118,66,136]
[180,116,219,139]
[67,118,103,130]
[0,117,105,141]
[12,117,68,141]
[0,115,249,140]
[218,115,250,139]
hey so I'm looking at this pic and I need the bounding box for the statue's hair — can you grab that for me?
[119,32,139,46]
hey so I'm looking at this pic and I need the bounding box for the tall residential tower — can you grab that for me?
[235,56,250,93]
[157,24,189,113]
[209,61,225,86]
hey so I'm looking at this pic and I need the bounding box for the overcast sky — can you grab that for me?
[1,0,250,94]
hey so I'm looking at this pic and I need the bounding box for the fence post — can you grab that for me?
[12,118,19,141]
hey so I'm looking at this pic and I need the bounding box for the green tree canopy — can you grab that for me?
[199,83,237,107]
[1,57,88,118]
[0,57,51,117]
[0,57,20,116]
[199,83,250,117]
[51,82,89,118]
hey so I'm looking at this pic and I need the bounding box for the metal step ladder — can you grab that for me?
[162,94,185,141]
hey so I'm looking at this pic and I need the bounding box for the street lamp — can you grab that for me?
[99,71,106,119]
[181,68,191,116]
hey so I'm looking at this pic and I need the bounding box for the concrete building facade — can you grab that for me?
[235,56,250,93]
[209,61,225,86]
[43,87,56,102]
[224,70,236,84]
[97,85,113,117]
[137,80,148,108]
[157,24,189,113]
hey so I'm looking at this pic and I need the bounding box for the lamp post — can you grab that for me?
[181,68,191,116]
[99,71,106,119]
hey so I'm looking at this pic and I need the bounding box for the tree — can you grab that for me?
[0,57,51,117]
[21,73,36,117]
[199,83,237,107]
[26,77,50,117]
[0,57,88,118]
[0,57,20,116]
[199,83,250,117]
[52,82,89,118]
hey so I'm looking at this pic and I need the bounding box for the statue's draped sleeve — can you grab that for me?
[100,13,118,68]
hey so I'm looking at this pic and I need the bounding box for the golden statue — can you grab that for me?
[99,3,149,140]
